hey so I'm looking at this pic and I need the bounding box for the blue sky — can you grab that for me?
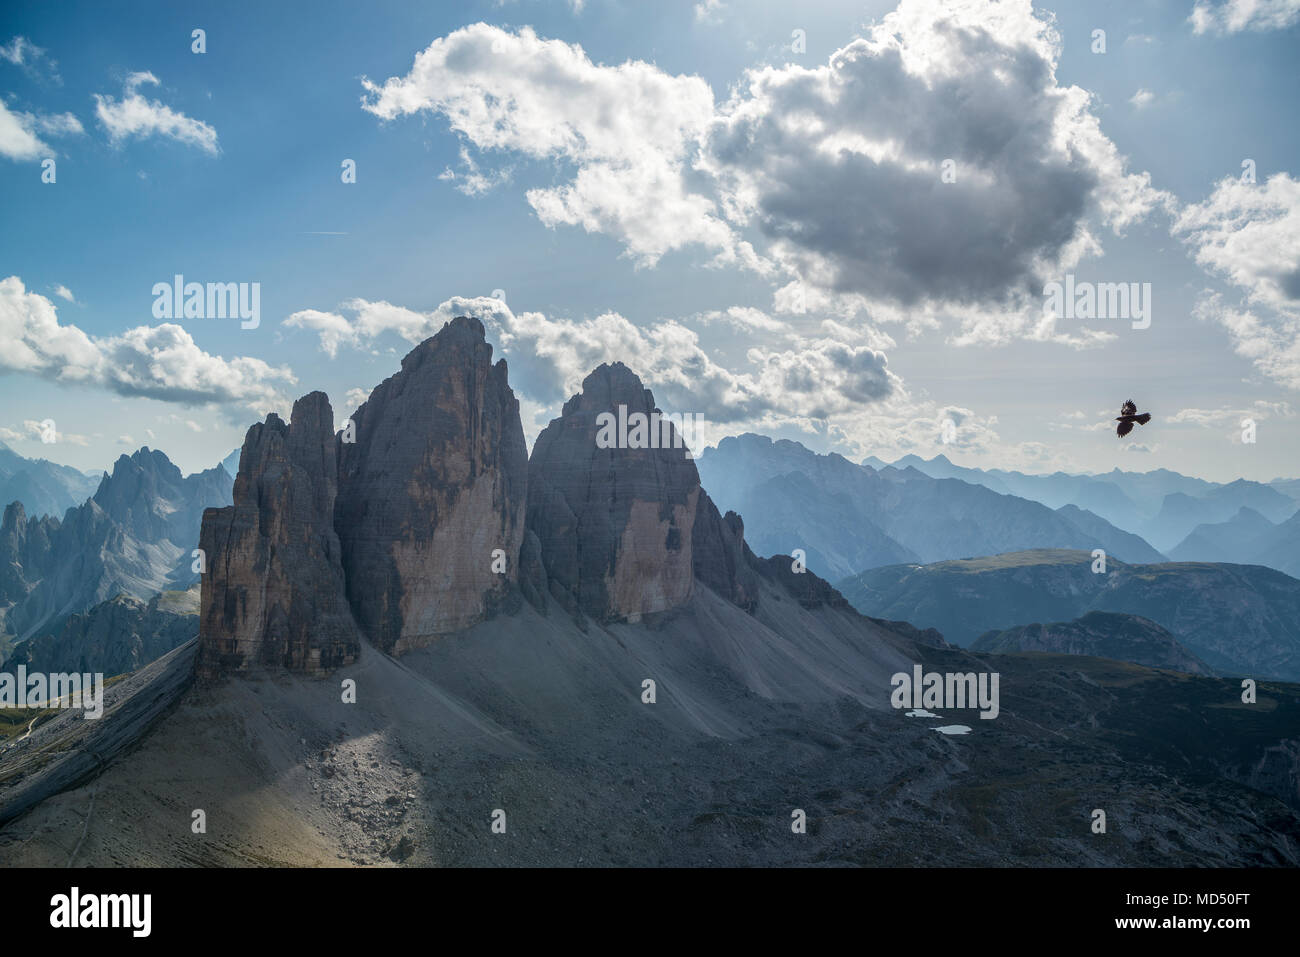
[1,0,1298,483]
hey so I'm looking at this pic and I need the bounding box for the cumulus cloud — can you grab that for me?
[702,0,1170,335]
[94,72,219,154]
[361,24,737,267]
[0,276,294,412]
[342,387,371,411]
[53,284,76,303]
[1197,294,1300,389]
[283,293,1079,469]
[1175,174,1300,388]
[0,101,80,162]
[285,293,899,423]
[1190,0,1300,34]
[361,3,1168,348]
[1175,174,1300,312]
[1130,88,1155,109]
[0,100,49,161]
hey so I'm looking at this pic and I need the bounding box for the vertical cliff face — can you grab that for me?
[525,363,705,622]
[197,392,360,678]
[691,495,760,612]
[334,317,528,654]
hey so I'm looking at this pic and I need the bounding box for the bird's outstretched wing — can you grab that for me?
[1121,399,1137,417]
[1117,419,1134,438]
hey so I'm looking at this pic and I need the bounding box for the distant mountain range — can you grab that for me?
[696,435,1166,581]
[0,447,231,655]
[837,549,1300,681]
[1168,507,1300,578]
[872,452,1300,568]
[2,584,198,679]
[0,440,101,521]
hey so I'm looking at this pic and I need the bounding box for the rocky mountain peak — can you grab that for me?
[197,391,359,677]
[526,362,707,622]
[335,317,528,653]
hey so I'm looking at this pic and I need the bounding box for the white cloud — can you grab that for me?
[1190,0,1300,34]
[701,0,1171,334]
[0,100,84,162]
[0,100,49,161]
[696,305,784,333]
[283,293,1104,471]
[283,308,358,358]
[0,35,60,83]
[0,276,294,413]
[94,72,219,155]
[284,293,899,424]
[1194,294,1300,389]
[0,420,89,446]
[361,23,745,268]
[1130,88,1155,109]
[362,4,1168,348]
[1175,173,1300,389]
[1175,173,1300,313]
[437,145,513,195]
[694,0,726,24]
[818,393,1061,469]
[53,284,76,303]
[25,111,83,136]
[1171,401,1293,426]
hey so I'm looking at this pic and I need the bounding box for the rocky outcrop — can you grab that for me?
[197,392,359,677]
[749,552,854,611]
[335,317,528,653]
[4,585,198,679]
[691,496,759,612]
[526,363,703,622]
[971,610,1215,675]
[0,502,57,601]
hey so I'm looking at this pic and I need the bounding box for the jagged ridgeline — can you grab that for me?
[197,316,771,677]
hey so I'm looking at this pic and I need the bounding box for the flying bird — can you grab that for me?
[1115,399,1151,438]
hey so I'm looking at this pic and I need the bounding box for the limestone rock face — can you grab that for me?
[691,496,760,613]
[197,392,359,677]
[526,363,707,622]
[0,502,54,600]
[335,317,528,653]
